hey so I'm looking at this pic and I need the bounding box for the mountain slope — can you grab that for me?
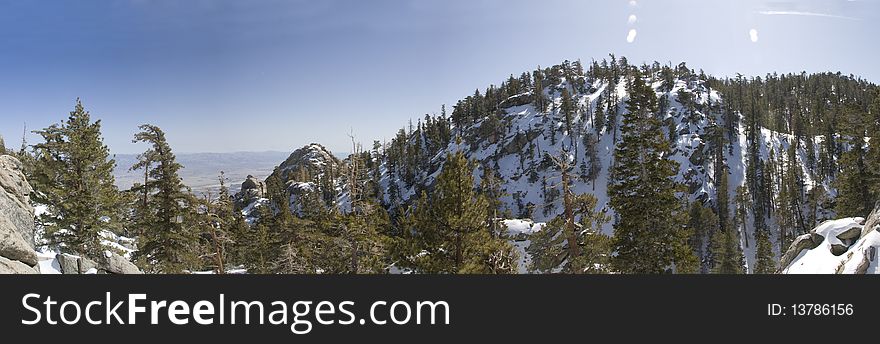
[242,58,878,273]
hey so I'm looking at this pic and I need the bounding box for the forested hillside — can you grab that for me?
[4,55,878,274]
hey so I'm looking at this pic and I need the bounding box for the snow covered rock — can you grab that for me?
[0,154,39,273]
[781,203,880,274]
[274,143,340,182]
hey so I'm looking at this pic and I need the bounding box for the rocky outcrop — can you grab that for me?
[274,143,341,183]
[778,233,823,271]
[0,155,38,274]
[0,256,38,274]
[54,252,142,274]
[236,175,266,207]
[780,202,880,274]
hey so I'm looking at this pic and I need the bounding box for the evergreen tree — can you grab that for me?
[609,72,689,273]
[710,226,744,274]
[753,229,776,274]
[31,100,123,258]
[833,105,875,217]
[528,192,610,273]
[406,150,518,274]
[129,124,199,273]
[560,88,576,137]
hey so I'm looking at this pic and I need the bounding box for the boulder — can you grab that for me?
[56,252,140,274]
[0,255,37,274]
[777,233,822,272]
[242,175,259,191]
[102,252,142,274]
[56,253,81,274]
[781,202,880,274]
[0,216,38,266]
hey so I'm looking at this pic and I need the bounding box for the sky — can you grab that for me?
[1,0,878,154]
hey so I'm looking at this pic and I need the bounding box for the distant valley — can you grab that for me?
[113,151,291,195]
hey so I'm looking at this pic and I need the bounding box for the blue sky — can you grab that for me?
[1,0,878,154]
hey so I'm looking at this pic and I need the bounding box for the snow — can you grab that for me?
[188,268,248,274]
[36,248,62,274]
[813,217,864,248]
[503,219,545,236]
[783,218,880,274]
[365,72,845,272]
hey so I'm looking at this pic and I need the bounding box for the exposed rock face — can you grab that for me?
[236,174,266,207]
[0,256,38,274]
[0,155,38,274]
[237,143,341,212]
[780,202,880,274]
[274,143,341,182]
[54,252,142,274]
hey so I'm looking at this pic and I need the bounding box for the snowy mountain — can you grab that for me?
[373,72,829,272]
[239,59,877,274]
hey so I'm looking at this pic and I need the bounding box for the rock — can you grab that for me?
[781,203,880,274]
[236,175,266,207]
[778,233,822,273]
[861,202,880,238]
[102,252,142,274]
[0,255,37,274]
[0,154,38,274]
[57,252,140,274]
[837,223,863,241]
[242,175,260,190]
[0,216,38,266]
[0,155,35,247]
[830,243,849,256]
[79,257,99,274]
[56,253,81,274]
[853,247,875,274]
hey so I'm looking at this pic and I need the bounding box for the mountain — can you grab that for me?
[239,58,880,274]
[113,151,290,195]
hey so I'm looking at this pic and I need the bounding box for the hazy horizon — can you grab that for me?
[3,0,878,155]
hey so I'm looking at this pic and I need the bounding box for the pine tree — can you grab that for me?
[31,100,123,258]
[609,71,688,273]
[406,150,518,274]
[686,202,716,273]
[533,67,546,112]
[529,151,611,273]
[866,90,880,202]
[710,226,744,274]
[753,228,776,274]
[201,172,236,273]
[833,105,875,217]
[129,124,199,273]
[560,88,576,137]
[528,191,610,273]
